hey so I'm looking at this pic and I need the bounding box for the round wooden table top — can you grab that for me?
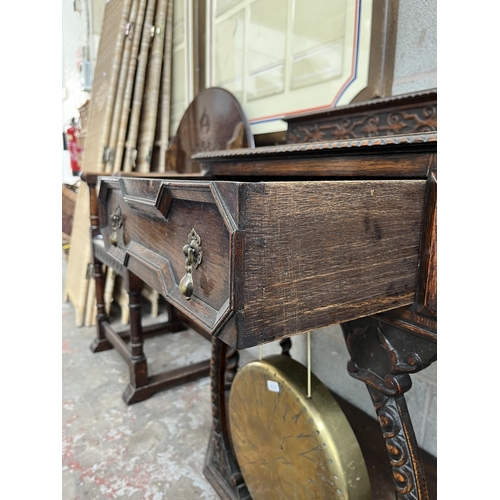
[167,87,254,174]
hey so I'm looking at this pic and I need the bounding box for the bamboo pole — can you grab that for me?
[123,0,159,172]
[105,0,141,174]
[100,0,150,322]
[112,0,149,173]
[157,0,174,172]
[82,0,133,174]
[136,0,169,172]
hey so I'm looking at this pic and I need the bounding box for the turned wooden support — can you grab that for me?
[82,173,109,343]
[204,338,250,499]
[123,271,148,388]
[224,346,239,387]
[125,272,144,360]
[341,316,436,500]
[92,258,109,341]
[82,172,101,239]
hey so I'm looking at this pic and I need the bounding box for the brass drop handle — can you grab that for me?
[110,206,122,246]
[179,229,202,300]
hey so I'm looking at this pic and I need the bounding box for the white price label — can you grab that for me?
[267,380,280,393]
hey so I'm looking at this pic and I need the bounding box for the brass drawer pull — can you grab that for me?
[110,206,122,246]
[179,229,202,300]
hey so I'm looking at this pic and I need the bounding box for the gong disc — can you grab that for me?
[228,355,370,500]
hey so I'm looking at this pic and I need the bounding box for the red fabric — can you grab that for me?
[66,125,82,174]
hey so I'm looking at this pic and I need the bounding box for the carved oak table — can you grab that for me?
[82,80,437,500]
[87,123,436,499]
[194,131,437,500]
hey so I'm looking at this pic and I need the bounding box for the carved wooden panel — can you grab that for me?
[98,178,233,335]
[285,89,437,143]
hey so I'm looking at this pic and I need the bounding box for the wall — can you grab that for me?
[392,0,437,96]
[62,0,106,129]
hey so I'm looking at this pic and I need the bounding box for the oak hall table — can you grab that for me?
[84,90,437,499]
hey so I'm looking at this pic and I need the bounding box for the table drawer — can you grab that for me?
[98,177,426,348]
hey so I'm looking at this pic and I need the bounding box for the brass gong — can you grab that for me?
[228,355,370,500]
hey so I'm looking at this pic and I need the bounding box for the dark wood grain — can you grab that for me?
[203,338,250,500]
[97,177,426,350]
[238,180,426,348]
[331,391,437,500]
[414,164,437,318]
[81,86,257,405]
[98,179,232,334]
[341,316,436,499]
[86,86,439,498]
[194,133,436,178]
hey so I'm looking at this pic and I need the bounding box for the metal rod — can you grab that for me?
[307,331,311,399]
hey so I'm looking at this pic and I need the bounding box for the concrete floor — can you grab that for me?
[62,255,222,500]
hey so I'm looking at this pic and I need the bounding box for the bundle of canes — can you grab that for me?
[123,0,159,173]
[135,0,169,172]
[104,0,142,174]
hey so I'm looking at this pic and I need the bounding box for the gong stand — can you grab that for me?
[341,312,437,500]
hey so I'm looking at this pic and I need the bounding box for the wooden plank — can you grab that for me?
[64,184,91,326]
[194,133,436,179]
[97,176,426,346]
[81,0,132,173]
[84,276,97,326]
[415,166,437,318]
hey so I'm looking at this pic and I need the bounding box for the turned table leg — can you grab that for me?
[85,173,113,354]
[204,338,250,500]
[89,255,111,353]
[121,271,149,403]
[204,336,296,499]
[341,317,437,500]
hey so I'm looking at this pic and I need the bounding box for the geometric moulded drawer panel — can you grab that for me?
[98,176,426,348]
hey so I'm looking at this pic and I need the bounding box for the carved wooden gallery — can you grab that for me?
[65,0,437,498]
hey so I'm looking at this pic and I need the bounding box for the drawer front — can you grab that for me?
[214,179,427,349]
[98,177,426,347]
[98,178,238,334]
